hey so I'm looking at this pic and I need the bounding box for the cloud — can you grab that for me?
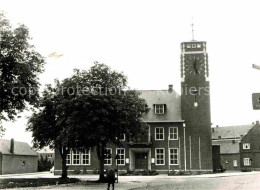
[48,52,64,59]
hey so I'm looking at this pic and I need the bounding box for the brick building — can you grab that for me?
[211,124,254,170]
[0,139,38,175]
[240,121,260,170]
[54,40,213,174]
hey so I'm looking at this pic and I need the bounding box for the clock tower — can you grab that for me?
[180,41,212,171]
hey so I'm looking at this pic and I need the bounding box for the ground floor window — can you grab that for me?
[155,148,165,165]
[233,160,238,167]
[66,150,91,165]
[116,148,125,165]
[243,158,251,166]
[105,148,112,165]
[81,150,91,165]
[66,154,71,165]
[169,148,178,165]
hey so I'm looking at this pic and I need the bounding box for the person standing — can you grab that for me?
[106,166,115,190]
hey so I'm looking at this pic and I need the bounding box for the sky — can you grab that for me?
[1,0,260,145]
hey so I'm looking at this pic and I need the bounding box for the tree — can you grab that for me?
[27,62,149,181]
[63,63,149,181]
[0,13,45,136]
[27,80,96,179]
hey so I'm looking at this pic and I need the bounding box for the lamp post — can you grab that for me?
[115,154,120,183]
[183,123,186,171]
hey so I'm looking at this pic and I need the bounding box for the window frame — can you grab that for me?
[154,104,165,114]
[66,152,71,165]
[155,148,165,165]
[233,160,238,167]
[243,143,250,150]
[72,151,81,165]
[116,148,125,166]
[155,127,164,140]
[81,150,91,165]
[169,148,179,165]
[169,127,178,140]
[243,158,251,166]
[104,148,112,166]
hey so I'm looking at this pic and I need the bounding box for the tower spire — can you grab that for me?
[191,17,195,41]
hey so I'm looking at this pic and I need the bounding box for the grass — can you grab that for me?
[0,178,80,189]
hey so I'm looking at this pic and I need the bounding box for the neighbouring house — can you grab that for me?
[37,146,55,164]
[211,124,254,170]
[240,121,260,170]
[0,139,38,175]
[54,40,213,175]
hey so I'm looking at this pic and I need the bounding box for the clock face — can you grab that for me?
[184,55,204,75]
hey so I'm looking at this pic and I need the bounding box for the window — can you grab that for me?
[192,44,196,48]
[233,160,238,167]
[169,127,178,140]
[169,148,178,165]
[244,158,251,166]
[81,150,91,165]
[187,44,191,48]
[155,127,164,140]
[155,148,165,165]
[197,44,201,48]
[66,153,71,165]
[243,143,250,149]
[105,148,112,165]
[155,104,165,114]
[72,151,80,165]
[116,148,125,165]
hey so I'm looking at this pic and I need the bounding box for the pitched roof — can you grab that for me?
[139,89,182,122]
[0,139,38,156]
[211,125,254,140]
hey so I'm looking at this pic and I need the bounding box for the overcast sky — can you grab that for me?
[2,0,260,145]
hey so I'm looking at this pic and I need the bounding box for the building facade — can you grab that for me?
[0,139,38,175]
[212,124,254,170]
[240,121,260,170]
[54,40,213,174]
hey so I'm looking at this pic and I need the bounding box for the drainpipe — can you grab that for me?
[183,123,186,171]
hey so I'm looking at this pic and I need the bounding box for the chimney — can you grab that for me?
[216,125,219,128]
[168,84,173,93]
[10,138,14,154]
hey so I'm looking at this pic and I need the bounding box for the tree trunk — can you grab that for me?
[98,142,106,182]
[59,147,68,179]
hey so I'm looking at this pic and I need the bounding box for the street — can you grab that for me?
[2,171,260,190]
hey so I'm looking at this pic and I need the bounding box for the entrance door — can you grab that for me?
[135,152,148,169]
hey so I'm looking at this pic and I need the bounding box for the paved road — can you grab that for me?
[3,172,260,190]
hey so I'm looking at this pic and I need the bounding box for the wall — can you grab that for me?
[220,154,240,170]
[0,153,2,175]
[1,155,38,174]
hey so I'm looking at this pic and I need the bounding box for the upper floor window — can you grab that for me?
[155,104,165,114]
[197,44,201,48]
[155,127,164,140]
[192,44,196,48]
[243,143,250,150]
[187,44,191,48]
[169,127,178,140]
[243,158,251,166]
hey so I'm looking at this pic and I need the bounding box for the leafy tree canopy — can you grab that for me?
[0,13,45,135]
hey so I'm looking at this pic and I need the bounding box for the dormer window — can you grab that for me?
[243,143,250,150]
[155,104,165,114]
[187,44,191,48]
[192,44,196,48]
[197,44,201,48]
